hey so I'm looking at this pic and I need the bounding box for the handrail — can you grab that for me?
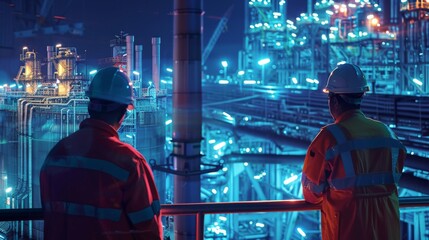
[1,197,428,239]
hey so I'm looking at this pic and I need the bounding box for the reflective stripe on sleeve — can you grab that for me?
[326,124,355,177]
[45,156,129,181]
[128,200,161,225]
[45,201,122,222]
[329,172,402,190]
[301,173,326,194]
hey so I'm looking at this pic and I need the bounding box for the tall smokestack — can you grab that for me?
[47,46,54,80]
[134,45,143,97]
[135,45,143,80]
[152,37,161,90]
[173,0,203,239]
[126,35,134,78]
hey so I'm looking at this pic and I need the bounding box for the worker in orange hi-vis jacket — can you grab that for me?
[301,63,407,240]
[40,67,163,240]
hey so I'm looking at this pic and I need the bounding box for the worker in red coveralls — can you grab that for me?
[301,63,406,240]
[40,67,163,240]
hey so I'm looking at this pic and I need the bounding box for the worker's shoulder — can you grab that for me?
[319,123,339,136]
[99,142,147,174]
[113,141,146,162]
[363,116,396,134]
[311,124,337,145]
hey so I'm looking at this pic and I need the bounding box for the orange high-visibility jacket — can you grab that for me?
[40,118,163,240]
[302,109,406,240]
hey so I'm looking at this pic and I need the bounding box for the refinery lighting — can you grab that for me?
[89,70,97,75]
[297,227,307,237]
[243,80,257,85]
[255,223,265,228]
[237,70,245,76]
[166,68,173,73]
[5,187,12,193]
[413,78,423,86]
[221,60,228,78]
[213,141,226,151]
[292,77,298,84]
[222,111,233,120]
[257,58,271,66]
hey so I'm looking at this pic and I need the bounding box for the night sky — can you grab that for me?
[5,0,309,80]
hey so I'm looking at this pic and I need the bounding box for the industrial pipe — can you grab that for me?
[173,0,203,239]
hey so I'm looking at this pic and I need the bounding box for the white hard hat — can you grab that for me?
[87,67,134,110]
[324,63,370,94]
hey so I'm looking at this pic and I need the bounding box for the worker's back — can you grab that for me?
[40,118,162,240]
[319,110,406,239]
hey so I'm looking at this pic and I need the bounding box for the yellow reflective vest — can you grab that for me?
[302,109,406,240]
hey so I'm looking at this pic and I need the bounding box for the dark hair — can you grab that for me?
[88,98,127,125]
[331,93,363,111]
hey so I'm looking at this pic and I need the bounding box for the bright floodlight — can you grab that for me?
[221,60,228,68]
[89,70,97,75]
[258,58,271,66]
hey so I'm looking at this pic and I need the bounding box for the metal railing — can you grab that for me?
[1,197,428,240]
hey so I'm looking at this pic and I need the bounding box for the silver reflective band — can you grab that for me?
[329,172,401,190]
[44,156,129,181]
[301,173,326,194]
[325,137,405,160]
[326,124,355,177]
[128,200,161,225]
[45,201,122,222]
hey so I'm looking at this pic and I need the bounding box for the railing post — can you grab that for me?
[196,212,204,240]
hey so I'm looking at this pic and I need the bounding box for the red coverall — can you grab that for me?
[40,118,163,240]
[302,109,406,240]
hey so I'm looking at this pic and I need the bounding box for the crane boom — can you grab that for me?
[202,5,234,66]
